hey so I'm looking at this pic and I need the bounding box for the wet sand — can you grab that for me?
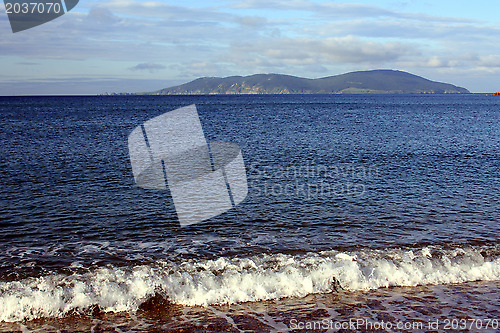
[1,280,499,332]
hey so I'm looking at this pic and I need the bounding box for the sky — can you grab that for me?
[1,0,499,95]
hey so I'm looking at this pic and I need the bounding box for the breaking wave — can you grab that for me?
[1,244,499,322]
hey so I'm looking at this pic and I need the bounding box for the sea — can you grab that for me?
[0,94,499,332]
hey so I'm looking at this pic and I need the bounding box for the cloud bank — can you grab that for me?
[1,0,499,93]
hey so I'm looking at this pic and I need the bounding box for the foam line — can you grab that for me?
[1,245,499,322]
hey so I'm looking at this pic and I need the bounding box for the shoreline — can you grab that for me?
[1,280,499,332]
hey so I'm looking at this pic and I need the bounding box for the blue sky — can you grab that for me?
[1,0,499,94]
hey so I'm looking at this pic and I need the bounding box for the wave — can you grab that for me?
[1,244,499,322]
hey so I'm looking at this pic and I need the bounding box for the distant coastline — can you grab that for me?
[135,69,470,95]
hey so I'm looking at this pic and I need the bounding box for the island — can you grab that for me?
[143,70,470,95]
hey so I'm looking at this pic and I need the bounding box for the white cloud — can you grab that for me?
[230,36,416,67]
[478,55,500,68]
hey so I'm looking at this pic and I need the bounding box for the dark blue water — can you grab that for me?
[0,95,500,322]
[1,95,499,274]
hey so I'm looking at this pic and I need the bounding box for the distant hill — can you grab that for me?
[147,70,470,95]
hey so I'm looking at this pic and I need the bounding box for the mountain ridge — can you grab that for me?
[146,70,470,95]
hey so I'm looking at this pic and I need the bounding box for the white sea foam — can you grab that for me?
[1,245,499,322]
